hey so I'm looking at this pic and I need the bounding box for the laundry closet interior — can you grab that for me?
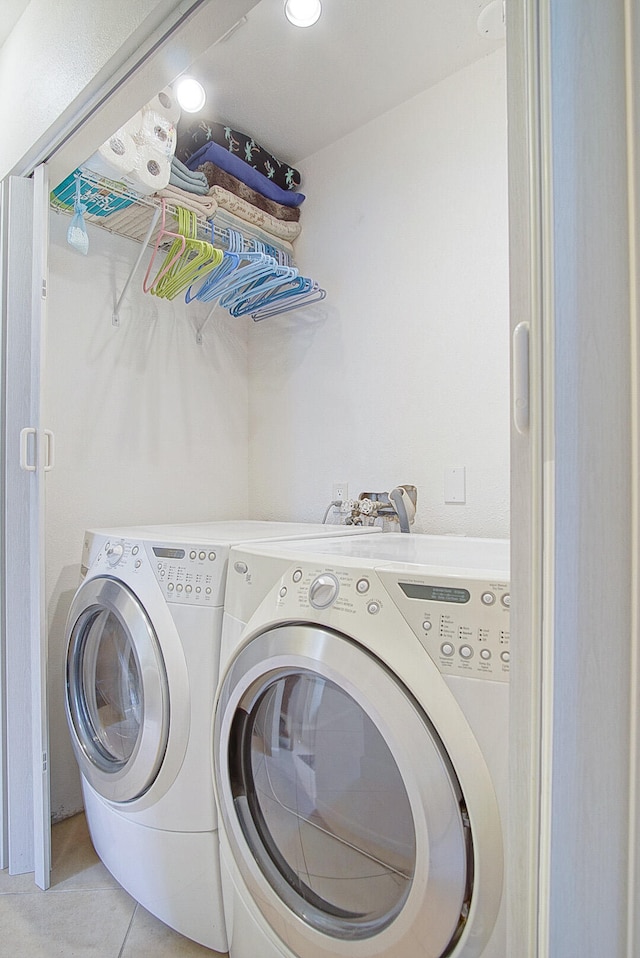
[13,0,510,870]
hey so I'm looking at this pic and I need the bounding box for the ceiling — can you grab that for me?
[186,0,504,165]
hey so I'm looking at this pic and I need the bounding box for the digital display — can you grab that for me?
[399,582,470,604]
[152,547,185,559]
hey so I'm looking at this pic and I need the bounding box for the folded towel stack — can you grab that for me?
[174,119,305,250]
[169,156,209,195]
[196,162,300,222]
[176,120,302,192]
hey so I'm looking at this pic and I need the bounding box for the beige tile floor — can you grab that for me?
[0,813,227,958]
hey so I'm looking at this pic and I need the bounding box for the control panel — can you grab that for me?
[377,568,510,682]
[270,562,510,683]
[94,538,226,605]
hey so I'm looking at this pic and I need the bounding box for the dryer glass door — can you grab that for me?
[216,625,474,958]
[66,576,170,803]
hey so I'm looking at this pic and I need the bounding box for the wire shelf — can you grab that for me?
[50,168,295,259]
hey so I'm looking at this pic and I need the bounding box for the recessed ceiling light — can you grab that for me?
[174,76,206,113]
[284,0,322,28]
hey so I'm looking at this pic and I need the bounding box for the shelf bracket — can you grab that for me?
[194,303,217,345]
[112,207,161,326]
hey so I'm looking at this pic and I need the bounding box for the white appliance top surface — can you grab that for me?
[86,520,379,546]
[232,533,510,575]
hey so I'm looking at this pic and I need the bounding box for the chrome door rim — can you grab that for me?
[215,624,473,958]
[65,575,170,803]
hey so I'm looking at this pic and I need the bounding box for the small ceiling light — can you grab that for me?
[174,76,206,113]
[284,0,322,28]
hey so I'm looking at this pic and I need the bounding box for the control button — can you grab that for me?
[480,648,492,661]
[131,546,139,556]
[195,587,201,594]
[167,583,175,592]
[157,563,163,570]
[205,587,212,595]
[502,593,511,608]
[309,574,339,609]
[440,642,455,657]
[190,550,197,560]
[176,584,183,593]
[208,551,216,561]
[459,645,474,659]
[422,620,433,632]
[199,551,206,560]
[500,650,510,664]
[356,578,370,594]
[367,601,381,615]
[292,569,303,583]
[234,561,248,575]
[481,592,496,606]
[279,587,287,598]
[134,560,142,569]
[185,585,192,594]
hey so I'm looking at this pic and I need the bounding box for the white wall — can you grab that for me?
[44,214,249,819]
[248,50,509,537]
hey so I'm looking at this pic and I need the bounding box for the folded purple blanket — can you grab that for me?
[185,141,305,209]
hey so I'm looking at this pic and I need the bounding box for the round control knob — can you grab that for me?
[190,551,197,560]
[367,601,381,615]
[167,583,175,592]
[279,587,287,598]
[481,592,496,606]
[205,587,212,595]
[185,585,192,594]
[195,587,201,594]
[459,645,474,659]
[292,569,303,583]
[480,648,492,661]
[199,551,206,561]
[502,593,511,608]
[500,650,510,664]
[234,561,248,575]
[176,584,183,593]
[131,546,139,556]
[356,578,370,594]
[134,560,142,569]
[422,620,433,632]
[441,643,455,657]
[106,542,124,565]
[208,552,216,561]
[309,574,339,609]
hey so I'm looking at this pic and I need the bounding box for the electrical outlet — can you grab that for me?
[332,482,348,502]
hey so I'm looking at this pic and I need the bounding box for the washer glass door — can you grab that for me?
[66,575,170,802]
[216,625,475,958]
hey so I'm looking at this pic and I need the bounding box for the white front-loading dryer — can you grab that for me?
[64,520,379,950]
[213,534,510,958]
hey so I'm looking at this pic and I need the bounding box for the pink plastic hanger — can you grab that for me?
[142,199,187,294]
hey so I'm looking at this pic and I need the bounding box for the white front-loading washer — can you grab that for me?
[213,533,510,958]
[64,520,379,950]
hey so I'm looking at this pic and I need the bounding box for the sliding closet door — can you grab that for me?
[3,166,51,888]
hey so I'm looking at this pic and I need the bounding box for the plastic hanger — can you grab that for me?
[250,283,327,321]
[219,241,298,312]
[188,232,277,309]
[184,223,241,304]
[152,207,223,301]
[142,199,186,293]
